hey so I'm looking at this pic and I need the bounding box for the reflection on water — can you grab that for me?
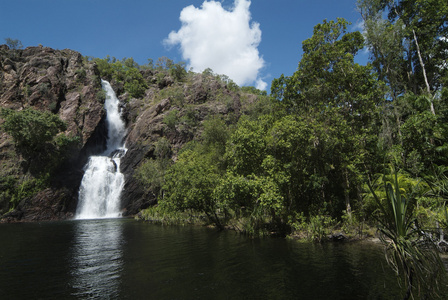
[2,219,436,299]
[118,224,405,299]
[70,219,123,299]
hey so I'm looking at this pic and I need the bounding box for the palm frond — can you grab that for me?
[368,166,447,299]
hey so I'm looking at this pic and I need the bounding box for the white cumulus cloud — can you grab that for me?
[255,78,267,91]
[164,0,266,89]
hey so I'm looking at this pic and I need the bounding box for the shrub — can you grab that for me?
[159,86,184,106]
[1,108,66,156]
[154,137,172,159]
[38,83,50,94]
[94,56,148,98]
[291,214,335,242]
[10,175,49,209]
[135,138,172,198]
[4,38,23,50]
[96,89,106,102]
[163,109,179,130]
[125,80,147,98]
[202,116,229,148]
[169,62,187,82]
[123,68,147,98]
[0,108,79,173]
[179,106,199,127]
[75,68,87,82]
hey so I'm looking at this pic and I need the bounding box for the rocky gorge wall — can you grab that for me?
[0,45,249,222]
[0,45,107,221]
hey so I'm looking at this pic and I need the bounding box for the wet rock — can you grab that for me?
[329,232,347,242]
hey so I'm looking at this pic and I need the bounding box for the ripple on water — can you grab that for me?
[69,219,124,299]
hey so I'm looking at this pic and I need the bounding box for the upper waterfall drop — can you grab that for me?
[75,80,127,219]
[102,80,126,155]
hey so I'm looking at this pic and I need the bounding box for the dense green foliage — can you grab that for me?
[134,5,448,293]
[1,1,444,295]
[135,138,172,198]
[93,56,190,99]
[137,0,448,248]
[94,56,148,98]
[133,3,447,295]
[1,108,64,155]
[1,108,79,166]
[0,174,49,210]
[0,108,79,210]
[368,167,446,299]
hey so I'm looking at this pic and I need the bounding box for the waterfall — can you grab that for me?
[75,80,127,219]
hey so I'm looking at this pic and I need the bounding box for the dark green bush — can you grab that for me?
[94,56,148,98]
[1,108,66,155]
[163,109,179,130]
[0,108,79,174]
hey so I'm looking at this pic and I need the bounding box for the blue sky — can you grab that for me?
[1,0,366,91]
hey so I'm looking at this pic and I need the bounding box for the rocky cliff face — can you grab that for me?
[0,45,253,222]
[0,45,106,221]
[119,71,243,216]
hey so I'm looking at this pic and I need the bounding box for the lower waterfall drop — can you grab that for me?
[75,80,127,219]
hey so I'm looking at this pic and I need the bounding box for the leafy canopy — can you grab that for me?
[0,108,79,175]
[1,108,67,155]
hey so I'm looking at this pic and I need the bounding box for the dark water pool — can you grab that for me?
[0,218,403,299]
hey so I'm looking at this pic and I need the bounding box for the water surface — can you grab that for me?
[0,218,402,299]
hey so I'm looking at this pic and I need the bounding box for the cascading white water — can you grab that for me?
[75,80,127,219]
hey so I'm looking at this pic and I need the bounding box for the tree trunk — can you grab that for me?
[413,29,435,115]
[344,170,351,214]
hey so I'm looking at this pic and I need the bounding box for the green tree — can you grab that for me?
[219,115,285,231]
[1,108,66,156]
[241,86,267,96]
[225,115,271,177]
[122,57,139,69]
[359,0,448,176]
[94,56,148,98]
[156,56,174,70]
[271,18,383,214]
[214,170,285,235]
[162,145,223,228]
[272,19,378,117]
[358,0,448,114]
[270,18,382,144]
[124,67,148,98]
[0,108,78,173]
[221,114,336,231]
[169,62,187,82]
[135,138,172,198]
[0,108,79,210]
[4,38,23,50]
